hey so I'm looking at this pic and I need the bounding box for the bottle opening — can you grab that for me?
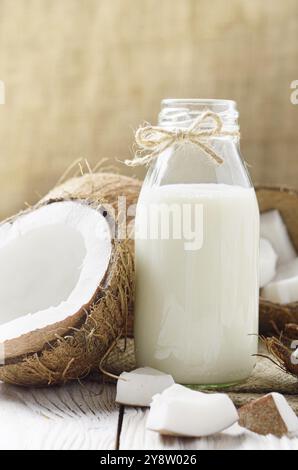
[158,98,239,131]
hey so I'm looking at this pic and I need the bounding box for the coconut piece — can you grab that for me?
[0,172,141,386]
[259,238,277,287]
[116,367,174,407]
[261,257,298,304]
[262,275,298,304]
[275,257,298,281]
[146,384,239,437]
[239,393,298,437]
[260,210,296,265]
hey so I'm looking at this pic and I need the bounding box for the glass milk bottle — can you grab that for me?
[133,99,259,386]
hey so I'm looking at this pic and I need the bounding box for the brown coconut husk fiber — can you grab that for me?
[284,323,298,339]
[0,172,141,386]
[256,186,298,336]
[44,171,141,216]
[263,336,298,378]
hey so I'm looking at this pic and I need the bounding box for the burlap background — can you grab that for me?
[0,0,297,218]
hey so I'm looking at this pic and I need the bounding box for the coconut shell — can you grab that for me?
[239,394,289,437]
[256,186,298,336]
[43,172,141,223]
[284,323,298,339]
[0,172,141,386]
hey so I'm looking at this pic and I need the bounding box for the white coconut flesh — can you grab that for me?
[0,201,112,343]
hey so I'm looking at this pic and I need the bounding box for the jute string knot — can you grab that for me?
[125,111,240,167]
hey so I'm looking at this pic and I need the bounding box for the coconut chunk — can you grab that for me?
[116,367,174,407]
[239,393,298,437]
[259,238,277,287]
[261,257,298,304]
[260,210,296,266]
[275,257,298,281]
[261,276,298,304]
[146,384,239,437]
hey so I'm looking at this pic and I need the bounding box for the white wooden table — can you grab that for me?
[0,382,297,450]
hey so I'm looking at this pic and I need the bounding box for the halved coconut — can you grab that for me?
[0,172,140,386]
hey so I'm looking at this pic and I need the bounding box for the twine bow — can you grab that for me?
[125,111,239,167]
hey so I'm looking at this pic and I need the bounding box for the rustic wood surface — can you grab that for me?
[0,0,297,219]
[0,382,297,450]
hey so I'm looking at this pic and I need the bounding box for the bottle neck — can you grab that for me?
[158,99,239,134]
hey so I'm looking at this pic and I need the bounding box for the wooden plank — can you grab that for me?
[0,379,297,449]
[119,406,298,450]
[0,382,119,450]
[119,406,185,450]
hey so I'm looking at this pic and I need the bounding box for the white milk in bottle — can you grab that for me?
[133,99,259,385]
